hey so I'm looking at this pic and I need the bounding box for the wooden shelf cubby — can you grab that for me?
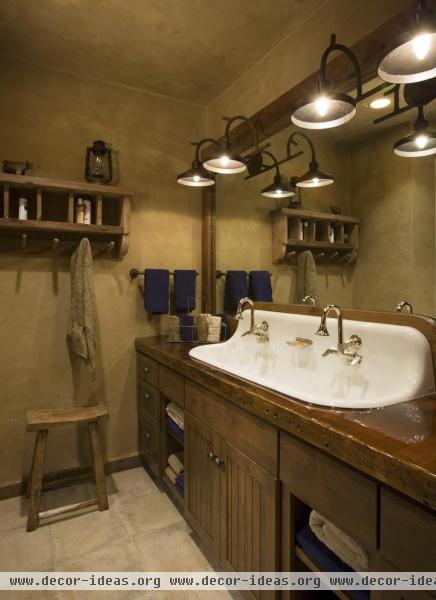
[270,208,360,264]
[0,173,133,258]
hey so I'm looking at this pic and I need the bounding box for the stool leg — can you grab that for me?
[27,430,48,532]
[88,421,108,511]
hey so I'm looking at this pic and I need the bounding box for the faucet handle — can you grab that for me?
[344,334,362,349]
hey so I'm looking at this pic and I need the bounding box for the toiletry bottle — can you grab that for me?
[303,221,309,241]
[76,198,84,224]
[329,225,335,243]
[18,196,28,220]
[83,198,92,225]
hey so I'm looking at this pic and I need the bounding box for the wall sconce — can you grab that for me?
[177,138,217,187]
[379,0,436,84]
[203,115,261,174]
[394,105,436,157]
[287,132,335,187]
[291,34,362,130]
[260,151,295,198]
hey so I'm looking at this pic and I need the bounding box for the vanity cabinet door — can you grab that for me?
[220,440,278,600]
[184,413,221,554]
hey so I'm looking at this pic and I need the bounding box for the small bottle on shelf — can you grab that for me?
[18,196,28,220]
[76,198,84,224]
[83,198,92,224]
[303,221,309,241]
[329,225,335,243]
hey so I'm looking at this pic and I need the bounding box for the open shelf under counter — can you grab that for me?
[295,546,354,600]
[0,172,133,258]
[271,207,360,264]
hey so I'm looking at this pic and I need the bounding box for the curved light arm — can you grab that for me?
[191,137,219,164]
[261,150,281,178]
[286,131,316,163]
[223,115,260,152]
[320,33,363,98]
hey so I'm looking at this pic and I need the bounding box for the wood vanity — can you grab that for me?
[135,305,436,600]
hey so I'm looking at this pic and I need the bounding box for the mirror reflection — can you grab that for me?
[215,77,436,316]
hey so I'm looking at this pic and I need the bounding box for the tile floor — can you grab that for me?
[0,467,235,599]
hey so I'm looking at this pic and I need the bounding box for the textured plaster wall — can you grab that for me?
[0,58,205,488]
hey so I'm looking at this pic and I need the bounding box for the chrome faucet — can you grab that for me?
[302,295,317,307]
[315,304,362,366]
[235,297,269,343]
[396,300,413,314]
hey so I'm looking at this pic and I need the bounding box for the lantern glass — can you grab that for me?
[85,140,113,184]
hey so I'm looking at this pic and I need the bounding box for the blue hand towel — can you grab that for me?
[249,271,273,302]
[175,473,184,495]
[174,270,196,313]
[224,271,248,313]
[144,269,169,314]
[179,314,195,342]
[165,416,184,442]
[296,526,369,600]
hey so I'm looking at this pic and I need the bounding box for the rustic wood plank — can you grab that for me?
[26,430,48,532]
[201,187,216,314]
[0,218,122,236]
[96,193,103,225]
[0,172,133,196]
[27,404,108,431]
[3,184,9,219]
[88,421,109,511]
[36,188,42,221]
[39,498,99,521]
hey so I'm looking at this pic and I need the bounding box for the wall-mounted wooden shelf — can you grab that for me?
[270,208,360,264]
[0,173,133,258]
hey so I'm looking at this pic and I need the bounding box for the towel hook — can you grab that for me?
[20,233,27,249]
[106,241,115,252]
[52,238,60,251]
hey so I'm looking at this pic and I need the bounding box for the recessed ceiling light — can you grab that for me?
[369,97,391,110]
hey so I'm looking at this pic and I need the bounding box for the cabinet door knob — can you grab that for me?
[207,451,215,461]
[144,392,151,400]
[145,432,151,440]
[213,456,224,467]
[143,367,149,374]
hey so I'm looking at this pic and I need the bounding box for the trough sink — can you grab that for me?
[189,309,435,409]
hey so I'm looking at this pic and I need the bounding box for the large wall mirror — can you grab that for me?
[214,76,436,317]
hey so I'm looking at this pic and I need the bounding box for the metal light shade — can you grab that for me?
[379,0,436,83]
[394,131,436,157]
[261,175,295,198]
[292,93,356,130]
[177,164,215,187]
[203,150,246,174]
[297,161,334,188]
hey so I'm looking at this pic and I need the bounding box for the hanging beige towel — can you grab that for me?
[309,510,369,572]
[297,250,318,304]
[67,238,96,371]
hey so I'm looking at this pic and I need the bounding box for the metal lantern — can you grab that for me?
[85,140,113,184]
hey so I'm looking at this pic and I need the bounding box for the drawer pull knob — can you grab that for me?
[207,451,215,461]
[143,367,149,374]
[144,393,151,400]
[213,456,224,467]
[145,432,151,440]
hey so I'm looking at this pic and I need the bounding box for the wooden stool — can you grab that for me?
[25,404,109,532]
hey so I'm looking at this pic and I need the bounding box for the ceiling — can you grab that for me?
[0,0,325,105]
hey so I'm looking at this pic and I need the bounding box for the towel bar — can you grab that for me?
[129,268,199,279]
[216,269,273,278]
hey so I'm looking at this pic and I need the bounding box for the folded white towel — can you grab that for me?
[309,510,369,572]
[168,452,184,475]
[166,401,184,430]
[207,315,221,342]
[165,465,177,485]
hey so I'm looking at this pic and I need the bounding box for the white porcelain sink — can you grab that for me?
[189,310,435,409]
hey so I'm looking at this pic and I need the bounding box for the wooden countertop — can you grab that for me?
[135,336,436,511]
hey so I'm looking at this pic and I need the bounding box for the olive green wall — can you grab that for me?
[0,57,205,489]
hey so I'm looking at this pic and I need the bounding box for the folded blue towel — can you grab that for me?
[174,270,196,313]
[165,416,184,442]
[175,473,184,495]
[144,269,169,314]
[249,271,273,302]
[224,271,248,313]
[296,526,369,600]
[179,314,195,342]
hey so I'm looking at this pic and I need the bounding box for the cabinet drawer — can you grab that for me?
[185,381,277,476]
[380,487,436,572]
[137,352,158,387]
[159,365,184,407]
[280,432,377,551]
[139,414,160,477]
[138,379,161,427]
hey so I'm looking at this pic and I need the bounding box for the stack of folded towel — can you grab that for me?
[206,315,222,342]
[165,402,184,441]
[164,452,184,496]
[162,313,228,343]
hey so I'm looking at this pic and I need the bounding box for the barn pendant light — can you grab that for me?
[394,105,436,157]
[177,138,217,187]
[203,115,260,174]
[379,0,436,84]
[291,34,361,130]
[287,132,334,187]
[260,151,294,198]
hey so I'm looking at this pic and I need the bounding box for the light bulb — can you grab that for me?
[416,134,429,149]
[314,96,330,117]
[276,189,282,195]
[193,175,200,182]
[370,97,391,110]
[412,33,431,60]
[313,177,320,184]
[220,155,230,166]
